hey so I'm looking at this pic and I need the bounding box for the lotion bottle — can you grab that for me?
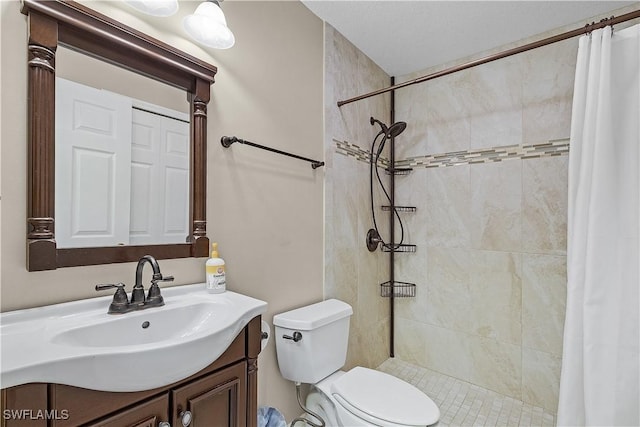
[206,242,226,293]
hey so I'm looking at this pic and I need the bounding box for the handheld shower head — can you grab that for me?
[370,117,407,156]
[387,121,407,138]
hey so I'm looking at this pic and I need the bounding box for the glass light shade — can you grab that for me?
[124,0,179,17]
[183,1,235,49]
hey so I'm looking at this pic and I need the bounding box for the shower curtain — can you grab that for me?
[557,24,639,426]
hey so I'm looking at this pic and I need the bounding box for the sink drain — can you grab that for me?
[141,321,150,329]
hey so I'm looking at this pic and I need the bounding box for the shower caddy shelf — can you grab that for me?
[381,205,416,213]
[385,167,413,176]
[378,156,417,297]
[381,243,416,253]
[380,281,416,298]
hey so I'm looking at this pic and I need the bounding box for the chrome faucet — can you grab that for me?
[95,255,174,314]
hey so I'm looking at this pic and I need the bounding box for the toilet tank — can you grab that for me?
[273,299,353,384]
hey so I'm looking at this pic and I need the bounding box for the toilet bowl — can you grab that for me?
[273,299,440,427]
[308,368,440,427]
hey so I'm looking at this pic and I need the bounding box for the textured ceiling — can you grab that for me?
[302,1,638,76]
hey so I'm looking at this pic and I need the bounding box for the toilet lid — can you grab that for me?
[330,367,439,426]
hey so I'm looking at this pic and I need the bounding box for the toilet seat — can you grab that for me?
[330,367,440,426]
[333,394,414,427]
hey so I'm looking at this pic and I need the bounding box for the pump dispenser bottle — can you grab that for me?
[206,242,226,293]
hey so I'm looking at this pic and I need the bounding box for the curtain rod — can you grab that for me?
[337,9,640,107]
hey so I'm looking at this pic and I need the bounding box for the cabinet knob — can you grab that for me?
[158,422,171,427]
[179,410,192,427]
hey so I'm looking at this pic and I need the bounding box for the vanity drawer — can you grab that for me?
[84,394,169,427]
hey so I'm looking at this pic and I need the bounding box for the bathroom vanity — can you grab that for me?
[1,283,267,427]
[2,316,261,427]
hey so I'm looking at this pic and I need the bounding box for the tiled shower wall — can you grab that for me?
[324,4,639,415]
[325,22,571,413]
[324,24,392,370]
[391,37,576,412]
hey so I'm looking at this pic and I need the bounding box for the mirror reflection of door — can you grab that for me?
[55,77,190,248]
[130,103,190,246]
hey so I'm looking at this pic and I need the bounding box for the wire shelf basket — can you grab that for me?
[380,281,416,298]
[381,243,416,253]
[381,205,417,213]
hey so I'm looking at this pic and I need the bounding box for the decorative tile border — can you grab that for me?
[396,139,570,169]
[334,139,390,167]
[333,138,569,169]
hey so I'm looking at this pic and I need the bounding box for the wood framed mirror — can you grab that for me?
[22,0,216,271]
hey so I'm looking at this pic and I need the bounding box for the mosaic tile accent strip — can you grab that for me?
[334,139,390,167]
[396,139,569,169]
[333,138,569,170]
[378,358,556,427]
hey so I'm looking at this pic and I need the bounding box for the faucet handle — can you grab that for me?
[149,275,174,289]
[146,275,172,307]
[95,283,130,314]
[95,283,125,292]
[152,275,174,284]
[147,284,165,307]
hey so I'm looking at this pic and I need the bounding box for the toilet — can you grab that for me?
[273,299,440,427]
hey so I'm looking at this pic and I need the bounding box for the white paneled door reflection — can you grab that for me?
[130,108,189,245]
[55,77,132,248]
[56,77,189,248]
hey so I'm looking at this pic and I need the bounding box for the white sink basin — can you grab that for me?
[51,302,218,348]
[1,284,267,392]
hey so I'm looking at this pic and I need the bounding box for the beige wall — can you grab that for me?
[0,0,323,420]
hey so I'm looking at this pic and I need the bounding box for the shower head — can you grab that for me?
[387,121,407,138]
[370,117,407,157]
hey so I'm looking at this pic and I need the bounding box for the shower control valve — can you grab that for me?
[283,331,303,342]
[366,228,382,252]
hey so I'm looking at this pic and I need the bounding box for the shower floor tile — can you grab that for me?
[377,358,556,427]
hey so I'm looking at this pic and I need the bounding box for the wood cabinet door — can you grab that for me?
[84,394,169,427]
[172,362,247,427]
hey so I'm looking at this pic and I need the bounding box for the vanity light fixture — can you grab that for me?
[183,0,235,49]
[124,0,179,17]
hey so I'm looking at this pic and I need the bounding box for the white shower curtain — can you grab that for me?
[557,25,640,426]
